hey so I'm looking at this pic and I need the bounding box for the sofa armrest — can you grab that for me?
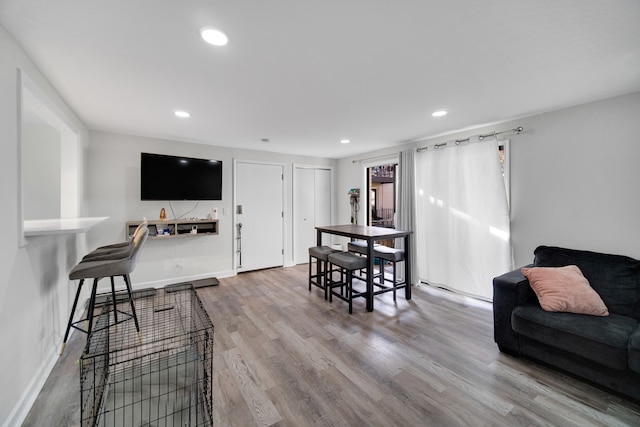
[493,265,534,354]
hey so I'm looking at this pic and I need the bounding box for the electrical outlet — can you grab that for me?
[176,259,184,268]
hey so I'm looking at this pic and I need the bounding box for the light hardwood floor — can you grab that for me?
[24,264,640,426]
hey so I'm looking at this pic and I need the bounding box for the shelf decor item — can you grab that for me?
[159,207,167,221]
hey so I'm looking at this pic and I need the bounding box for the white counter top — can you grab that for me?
[24,216,109,236]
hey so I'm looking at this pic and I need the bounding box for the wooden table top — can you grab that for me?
[315,224,412,239]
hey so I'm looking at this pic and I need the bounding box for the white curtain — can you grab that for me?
[397,148,419,284]
[415,140,512,300]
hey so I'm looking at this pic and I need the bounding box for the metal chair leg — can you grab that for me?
[61,279,85,355]
[123,274,140,333]
[110,276,118,331]
[85,278,99,337]
[308,254,313,292]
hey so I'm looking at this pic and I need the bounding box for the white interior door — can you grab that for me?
[294,167,315,263]
[314,169,331,227]
[293,166,332,264]
[235,161,284,272]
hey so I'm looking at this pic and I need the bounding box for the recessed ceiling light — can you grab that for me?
[261,138,270,143]
[432,110,448,117]
[200,27,228,46]
[174,111,190,118]
[340,139,350,144]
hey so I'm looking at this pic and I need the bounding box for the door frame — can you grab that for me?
[292,164,335,264]
[233,159,286,274]
[359,157,398,226]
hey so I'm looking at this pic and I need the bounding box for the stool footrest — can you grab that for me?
[330,287,367,303]
[373,282,407,295]
[70,308,135,335]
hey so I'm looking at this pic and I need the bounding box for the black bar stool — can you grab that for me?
[373,245,406,301]
[327,251,368,314]
[308,246,340,299]
[347,240,382,281]
[60,228,148,354]
[82,221,147,261]
[347,240,374,255]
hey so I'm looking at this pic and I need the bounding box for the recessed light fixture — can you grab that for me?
[200,27,228,46]
[432,110,448,117]
[174,111,190,118]
[340,139,350,144]
[261,138,270,143]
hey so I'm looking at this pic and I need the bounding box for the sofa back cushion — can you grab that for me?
[533,246,640,319]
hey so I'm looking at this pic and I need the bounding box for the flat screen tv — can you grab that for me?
[140,152,222,200]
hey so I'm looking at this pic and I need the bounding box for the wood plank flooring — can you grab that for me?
[23,264,640,426]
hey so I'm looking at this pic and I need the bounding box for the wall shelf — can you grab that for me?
[24,216,109,237]
[127,219,218,239]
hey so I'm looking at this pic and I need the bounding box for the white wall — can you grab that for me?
[22,123,61,219]
[87,130,337,288]
[337,91,640,270]
[509,93,640,265]
[0,24,90,427]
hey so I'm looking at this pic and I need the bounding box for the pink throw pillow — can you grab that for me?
[521,265,609,316]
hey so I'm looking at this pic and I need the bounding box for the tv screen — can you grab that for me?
[141,152,222,200]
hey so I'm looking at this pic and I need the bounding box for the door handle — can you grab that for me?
[237,223,243,268]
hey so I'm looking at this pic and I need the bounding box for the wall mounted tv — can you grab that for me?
[140,152,222,200]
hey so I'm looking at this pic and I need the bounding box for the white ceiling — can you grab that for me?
[1,0,639,158]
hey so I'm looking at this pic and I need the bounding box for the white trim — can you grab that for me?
[233,159,286,274]
[360,156,398,227]
[16,69,26,248]
[18,68,82,245]
[292,164,335,264]
[129,270,236,290]
[18,69,81,134]
[1,344,59,427]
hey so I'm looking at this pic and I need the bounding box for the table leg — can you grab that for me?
[316,229,322,246]
[366,239,374,311]
[405,234,412,299]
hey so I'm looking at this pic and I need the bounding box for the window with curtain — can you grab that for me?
[415,140,512,300]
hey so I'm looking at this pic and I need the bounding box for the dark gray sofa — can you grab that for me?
[493,245,640,400]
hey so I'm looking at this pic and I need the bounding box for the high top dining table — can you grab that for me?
[315,224,413,312]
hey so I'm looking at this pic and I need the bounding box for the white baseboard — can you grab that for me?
[133,270,236,290]
[2,344,59,427]
[93,270,236,293]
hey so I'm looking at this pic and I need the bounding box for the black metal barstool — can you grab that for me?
[82,221,147,261]
[60,228,148,354]
[346,240,375,255]
[373,245,406,301]
[327,251,368,314]
[308,245,341,299]
[347,240,382,281]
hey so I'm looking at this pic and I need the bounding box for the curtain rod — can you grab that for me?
[352,153,398,164]
[416,126,524,152]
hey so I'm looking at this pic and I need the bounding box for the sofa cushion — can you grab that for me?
[521,265,609,316]
[533,246,640,319]
[629,328,640,374]
[512,303,637,370]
